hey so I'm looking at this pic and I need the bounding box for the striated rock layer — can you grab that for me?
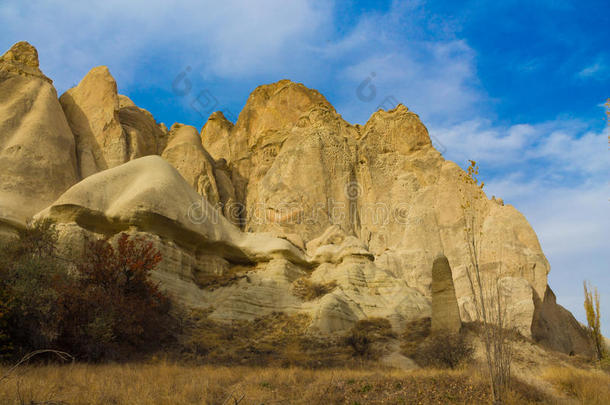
[0,42,593,356]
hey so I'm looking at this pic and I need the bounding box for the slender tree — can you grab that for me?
[459,160,513,404]
[583,281,604,361]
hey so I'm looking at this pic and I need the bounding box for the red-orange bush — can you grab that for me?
[56,233,173,360]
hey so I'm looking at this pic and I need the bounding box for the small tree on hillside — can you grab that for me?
[57,233,172,360]
[459,160,513,404]
[583,281,605,361]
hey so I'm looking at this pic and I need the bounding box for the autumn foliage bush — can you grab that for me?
[56,233,173,360]
[0,221,173,361]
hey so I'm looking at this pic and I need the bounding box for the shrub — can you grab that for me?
[401,317,431,357]
[0,220,68,356]
[56,233,173,360]
[346,318,395,358]
[292,277,337,301]
[0,226,173,361]
[413,330,474,369]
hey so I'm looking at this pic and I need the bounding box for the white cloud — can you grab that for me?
[326,4,483,125]
[577,56,609,80]
[0,0,332,92]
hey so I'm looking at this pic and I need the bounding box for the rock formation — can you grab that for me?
[0,41,593,356]
[59,66,166,178]
[0,42,78,231]
[430,255,462,333]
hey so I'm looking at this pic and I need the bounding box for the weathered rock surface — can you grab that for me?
[430,255,461,333]
[531,286,594,356]
[0,42,78,228]
[201,111,234,162]
[118,94,168,156]
[200,81,551,338]
[162,124,222,206]
[34,156,429,329]
[1,41,592,354]
[60,67,166,179]
[162,124,238,223]
[59,66,128,178]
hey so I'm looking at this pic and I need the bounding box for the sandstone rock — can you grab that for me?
[162,124,221,206]
[0,41,51,83]
[189,79,553,339]
[35,155,306,265]
[305,257,430,332]
[0,58,582,352]
[306,225,373,264]
[430,255,461,333]
[118,94,167,156]
[0,42,78,228]
[214,80,334,215]
[531,286,594,356]
[60,66,128,178]
[201,111,234,161]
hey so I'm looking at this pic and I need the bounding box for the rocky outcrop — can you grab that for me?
[34,157,429,329]
[0,42,78,229]
[162,124,222,206]
[59,66,128,178]
[118,94,168,156]
[430,255,461,333]
[1,41,590,353]
[161,124,238,223]
[531,286,594,356]
[202,81,549,337]
[201,111,234,161]
[60,67,166,179]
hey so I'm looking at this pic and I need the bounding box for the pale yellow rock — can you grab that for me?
[0,42,79,227]
[34,155,307,266]
[213,80,334,215]
[305,256,430,333]
[430,255,461,333]
[60,66,128,178]
[0,41,51,83]
[5,67,583,349]
[201,111,234,161]
[196,79,552,337]
[118,95,167,156]
[162,124,221,206]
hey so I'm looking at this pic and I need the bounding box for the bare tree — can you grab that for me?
[459,160,513,404]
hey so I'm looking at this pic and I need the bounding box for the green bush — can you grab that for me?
[0,220,68,356]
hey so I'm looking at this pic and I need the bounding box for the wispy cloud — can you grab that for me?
[577,55,609,80]
[0,0,333,92]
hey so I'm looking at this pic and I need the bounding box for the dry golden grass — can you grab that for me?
[542,366,610,405]
[0,362,554,405]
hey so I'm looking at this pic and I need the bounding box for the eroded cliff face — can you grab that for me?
[0,42,591,355]
[0,42,79,229]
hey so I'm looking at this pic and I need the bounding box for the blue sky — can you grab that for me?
[1,0,608,334]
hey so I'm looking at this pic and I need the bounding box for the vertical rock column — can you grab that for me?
[431,255,462,333]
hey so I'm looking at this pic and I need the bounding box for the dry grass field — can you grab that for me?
[0,361,608,405]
